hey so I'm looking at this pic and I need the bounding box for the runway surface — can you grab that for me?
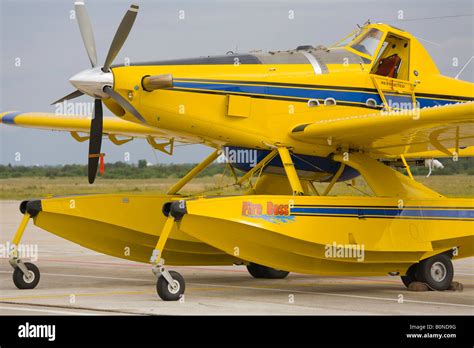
[0,201,473,315]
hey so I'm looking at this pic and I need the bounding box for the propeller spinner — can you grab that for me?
[53,1,142,183]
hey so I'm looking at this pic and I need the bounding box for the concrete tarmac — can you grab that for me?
[0,201,473,315]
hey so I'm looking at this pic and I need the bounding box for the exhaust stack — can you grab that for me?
[142,74,174,91]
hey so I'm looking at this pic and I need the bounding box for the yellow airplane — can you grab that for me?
[2,2,473,301]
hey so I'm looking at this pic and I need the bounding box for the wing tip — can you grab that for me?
[0,111,21,125]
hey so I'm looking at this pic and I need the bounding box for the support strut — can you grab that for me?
[277,147,304,196]
[167,149,220,195]
[9,213,32,279]
[150,214,182,296]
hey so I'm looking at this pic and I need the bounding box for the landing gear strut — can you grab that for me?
[151,203,188,301]
[401,253,454,291]
[9,213,41,290]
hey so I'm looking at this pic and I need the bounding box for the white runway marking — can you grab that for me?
[0,305,100,316]
[39,249,100,256]
[0,270,150,282]
[2,270,472,309]
[189,282,474,309]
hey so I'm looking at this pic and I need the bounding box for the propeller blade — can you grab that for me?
[75,1,99,67]
[103,86,145,123]
[50,89,84,105]
[102,4,139,71]
[88,99,103,184]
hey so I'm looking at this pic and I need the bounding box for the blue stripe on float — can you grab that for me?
[291,207,474,219]
[172,82,467,109]
[1,112,22,124]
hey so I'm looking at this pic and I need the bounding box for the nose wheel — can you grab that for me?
[156,270,185,301]
[151,214,186,301]
[9,212,41,290]
[12,262,40,290]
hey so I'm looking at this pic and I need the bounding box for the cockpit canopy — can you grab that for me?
[332,23,416,80]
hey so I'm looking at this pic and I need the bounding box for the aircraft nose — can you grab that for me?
[69,67,113,99]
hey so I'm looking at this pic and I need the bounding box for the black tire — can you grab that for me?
[416,254,453,291]
[246,263,289,279]
[13,263,40,290]
[401,263,418,288]
[246,263,265,278]
[156,271,185,301]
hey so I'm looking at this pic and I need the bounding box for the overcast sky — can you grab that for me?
[1,0,473,165]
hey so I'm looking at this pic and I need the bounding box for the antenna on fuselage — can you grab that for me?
[356,19,370,29]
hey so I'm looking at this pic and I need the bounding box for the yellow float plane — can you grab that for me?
[2,2,473,300]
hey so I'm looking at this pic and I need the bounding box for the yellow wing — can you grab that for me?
[290,102,474,157]
[0,111,191,154]
[0,111,166,138]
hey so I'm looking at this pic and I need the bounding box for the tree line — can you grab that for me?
[0,161,226,179]
[0,158,472,179]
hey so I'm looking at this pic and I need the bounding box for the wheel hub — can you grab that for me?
[168,280,180,294]
[430,261,447,282]
[23,270,35,284]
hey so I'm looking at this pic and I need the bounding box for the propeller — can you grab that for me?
[50,89,84,105]
[75,0,98,68]
[103,86,145,122]
[103,4,139,72]
[88,99,103,183]
[52,1,142,183]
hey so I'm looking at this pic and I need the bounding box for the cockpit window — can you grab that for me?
[331,27,364,48]
[350,28,383,57]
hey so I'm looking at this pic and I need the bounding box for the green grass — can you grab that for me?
[0,175,472,200]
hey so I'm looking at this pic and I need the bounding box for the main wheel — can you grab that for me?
[246,263,289,279]
[246,263,265,278]
[13,262,40,290]
[416,254,453,291]
[156,271,185,301]
[401,263,419,288]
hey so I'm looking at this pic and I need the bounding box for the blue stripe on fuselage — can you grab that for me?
[172,82,468,108]
[224,146,360,182]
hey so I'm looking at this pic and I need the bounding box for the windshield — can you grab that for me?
[350,28,383,56]
[331,27,364,48]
